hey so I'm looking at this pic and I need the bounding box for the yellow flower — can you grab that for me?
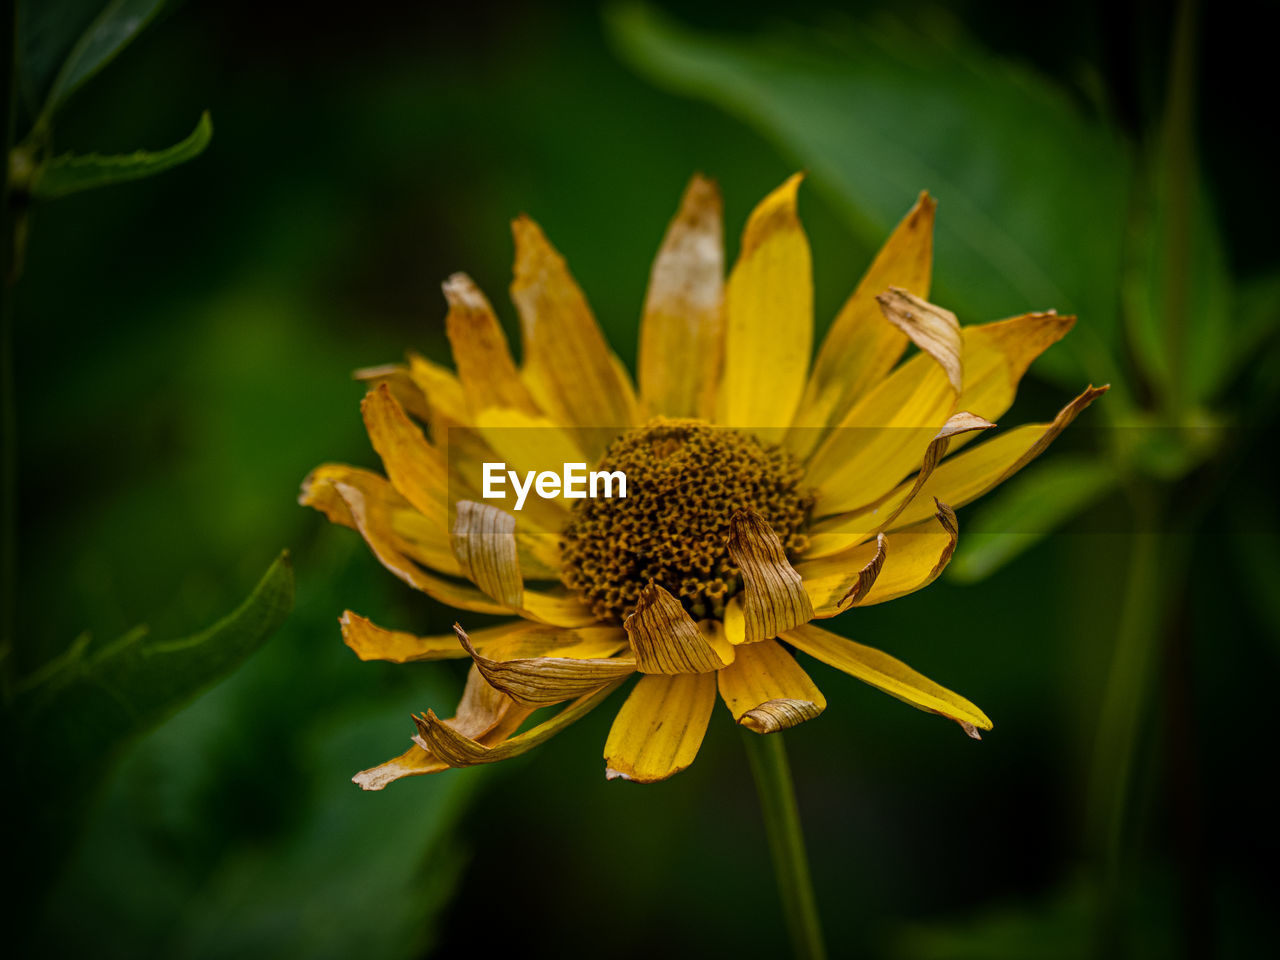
[300,174,1105,788]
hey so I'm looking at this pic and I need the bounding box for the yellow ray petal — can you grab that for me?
[727,510,814,643]
[638,174,725,420]
[510,215,638,455]
[443,272,540,416]
[886,385,1110,531]
[450,500,524,608]
[414,679,624,767]
[624,583,735,674]
[954,312,1076,422]
[478,623,628,661]
[407,352,471,443]
[471,406,588,517]
[604,671,717,782]
[717,638,826,733]
[798,503,958,612]
[299,463,461,578]
[331,478,507,614]
[804,411,993,558]
[340,610,526,663]
[518,586,599,629]
[784,622,992,737]
[353,363,432,424]
[877,287,963,394]
[362,383,450,528]
[716,173,812,439]
[352,664,534,790]
[790,191,935,452]
[457,623,636,706]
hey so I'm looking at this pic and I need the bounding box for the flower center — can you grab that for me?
[560,418,813,623]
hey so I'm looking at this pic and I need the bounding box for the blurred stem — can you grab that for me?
[1,0,17,685]
[742,730,827,960]
[1159,0,1196,420]
[1086,484,1186,954]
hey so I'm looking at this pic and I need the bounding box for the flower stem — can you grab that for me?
[741,729,827,960]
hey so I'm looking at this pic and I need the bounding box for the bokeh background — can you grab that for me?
[5,0,1277,957]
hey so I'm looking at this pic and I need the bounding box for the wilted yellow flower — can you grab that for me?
[300,174,1105,788]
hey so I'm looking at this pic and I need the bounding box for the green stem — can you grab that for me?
[742,730,827,960]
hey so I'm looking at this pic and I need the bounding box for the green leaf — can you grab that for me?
[31,111,213,199]
[609,3,1130,395]
[7,551,293,902]
[16,0,105,116]
[39,0,169,118]
[947,456,1117,582]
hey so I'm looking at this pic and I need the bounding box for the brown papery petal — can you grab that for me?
[624,583,734,674]
[340,610,517,663]
[450,500,523,609]
[727,510,815,643]
[456,622,636,706]
[841,532,888,607]
[877,287,963,395]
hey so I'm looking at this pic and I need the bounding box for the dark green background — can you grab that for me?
[8,1,1276,956]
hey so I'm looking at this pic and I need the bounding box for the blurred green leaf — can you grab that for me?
[15,0,103,115]
[38,0,168,119]
[8,550,293,897]
[948,456,1117,582]
[31,110,213,199]
[609,3,1130,395]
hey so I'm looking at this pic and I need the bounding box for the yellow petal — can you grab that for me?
[510,215,638,455]
[798,503,958,611]
[362,383,450,528]
[790,191,935,452]
[716,638,826,733]
[518,586,600,629]
[886,385,1110,531]
[450,500,524,608]
[340,610,528,663]
[406,352,471,442]
[784,622,991,737]
[804,348,957,516]
[353,363,432,424]
[716,173,812,438]
[471,406,588,518]
[624,583,735,674]
[954,312,1076,422]
[604,672,717,782]
[299,463,460,577]
[727,510,814,643]
[804,411,994,558]
[352,664,533,789]
[638,174,725,420]
[877,287,962,394]
[331,478,507,614]
[478,623,628,660]
[443,272,540,415]
[414,679,624,767]
[457,623,635,705]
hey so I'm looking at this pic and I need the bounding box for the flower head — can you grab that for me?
[300,174,1105,788]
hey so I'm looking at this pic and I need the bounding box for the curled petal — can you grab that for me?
[456,622,635,706]
[624,583,734,674]
[784,623,991,737]
[887,385,1110,531]
[362,383,450,528]
[414,680,624,767]
[443,272,539,415]
[604,672,717,782]
[352,665,533,790]
[877,287,963,394]
[727,510,814,643]
[804,410,993,558]
[717,173,812,438]
[450,500,523,608]
[717,638,826,734]
[639,173,725,420]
